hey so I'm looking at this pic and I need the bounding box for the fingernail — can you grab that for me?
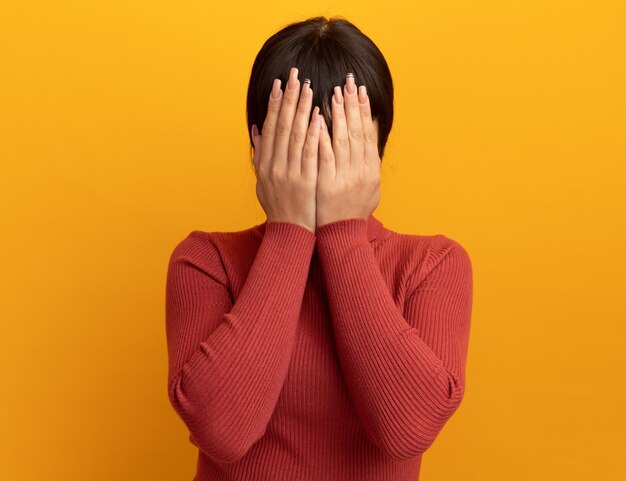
[271,79,282,99]
[345,73,356,94]
[358,85,367,103]
[287,67,299,90]
[333,86,343,104]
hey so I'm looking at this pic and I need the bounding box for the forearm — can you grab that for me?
[315,218,470,460]
[167,222,316,463]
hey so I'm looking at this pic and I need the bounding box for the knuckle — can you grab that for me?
[284,93,298,106]
[302,143,316,158]
[364,131,376,144]
[290,130,304,144]
[335,136,349,150]
[349,127,363,140]
[267,99,281,111]
[261,123,274,137]
[269,165,283,179]
[275,122,290,137]
[289,169,304,183]
[297,100,310,113]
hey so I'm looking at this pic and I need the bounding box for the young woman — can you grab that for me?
[166,15,473,481]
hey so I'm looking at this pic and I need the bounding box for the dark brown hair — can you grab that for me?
[246,16,394,164]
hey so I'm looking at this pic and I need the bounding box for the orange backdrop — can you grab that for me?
[1,1,625,479]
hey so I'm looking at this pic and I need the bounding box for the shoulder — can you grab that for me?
[168,222,264,276]
[415,235,473,294]
[169,230,213,260]
[382,229,471,289]
[423,234,472,274]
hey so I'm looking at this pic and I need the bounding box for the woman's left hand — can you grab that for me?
[316,74,382,228]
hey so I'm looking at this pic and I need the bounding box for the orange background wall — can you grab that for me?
[1,1,625,479]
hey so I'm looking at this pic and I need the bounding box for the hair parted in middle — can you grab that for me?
[246,16,394,163]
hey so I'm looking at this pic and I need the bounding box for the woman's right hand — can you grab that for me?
[251,66,322,234]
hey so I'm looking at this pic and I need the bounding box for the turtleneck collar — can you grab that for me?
[366,214,386,242]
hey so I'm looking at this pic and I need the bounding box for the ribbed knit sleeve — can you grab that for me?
[165,222,316,465]
[315,218,473,462]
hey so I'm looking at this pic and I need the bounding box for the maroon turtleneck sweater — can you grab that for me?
[165,214,473,480]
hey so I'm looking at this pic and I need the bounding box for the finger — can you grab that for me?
[331,84,349,174]
[251,124,261,173]
[343,73,364,169]
[301,105,321,177]
[259,78,283,171]
[318,113,336,177]
[273,67,301,170]
[358,85,379,166]
[287,77,313,175]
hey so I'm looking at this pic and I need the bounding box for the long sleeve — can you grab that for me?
[315,218,473,461]
[165,222,316,465]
